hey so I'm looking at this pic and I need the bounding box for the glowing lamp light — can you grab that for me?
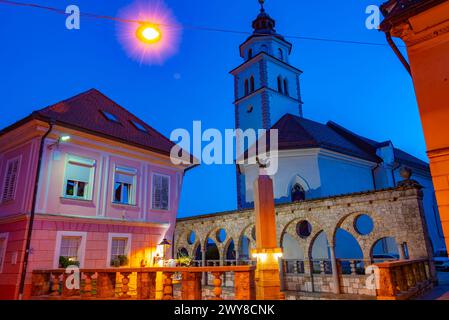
[136,24,162,44]
[116,0,181,65]
[59,135,71,142]
[252,252,268,262]
[274,253,283,260]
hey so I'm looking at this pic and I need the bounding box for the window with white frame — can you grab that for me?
[59,236,81,266]
[2,157,20,203]
[0,233,8,273]
[113,166,137,205]
[63,155,95,200]
[54,231,86,268]
[152,174,169,210]
[108,233,131,267]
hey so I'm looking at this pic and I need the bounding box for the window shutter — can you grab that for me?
[115,167,136,185]
[66,162,92,182]
[161,176,169,209]
[153,175,169,210]
[2,158,19,202]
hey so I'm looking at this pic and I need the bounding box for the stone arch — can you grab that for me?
[309,230,330,260]
[190,242,203,261]
[238,224,256,261]
[281,233,304,259]
[370,236,400,260]
[202,226,230,249]
[223,238,236,262]
[280,215,323,256]
[334,211,378,259]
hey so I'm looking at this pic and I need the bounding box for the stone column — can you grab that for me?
[328,245,341,294]
[201,248,207,285]
[252,170,283,300]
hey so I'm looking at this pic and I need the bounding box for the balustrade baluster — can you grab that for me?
[50,271,62,296]
[96,272,116,299]
[350,260,356,275]
[120,272,132,299]
[162,272,174,300]
[31,272,50,297]
[319,260,325,274]
[82,272,94,298]
[211,271,223,300]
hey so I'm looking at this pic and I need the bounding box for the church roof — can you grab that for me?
[272,114,380,162]
[0,89,176,156]
[271,114,430,170]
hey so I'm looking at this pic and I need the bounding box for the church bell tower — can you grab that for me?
[232,0,304,209]
[230,0,304,133]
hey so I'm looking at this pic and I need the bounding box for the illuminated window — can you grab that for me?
[2,157,20,203]
[101,110,120,123]
[63,155,95,200]
[59,236,81,265]
[152,174,170,210]
[54,231,86,268]
[108,233,131,267]
[113,166,137,205]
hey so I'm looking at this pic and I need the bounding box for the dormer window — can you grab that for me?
[131,120,148,133]
[101,110,120,123]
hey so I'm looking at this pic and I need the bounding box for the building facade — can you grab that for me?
[232,4,445,254]
[380,0,449,259]
[0,89,192,299]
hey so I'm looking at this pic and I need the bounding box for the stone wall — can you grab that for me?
[175,186,435,298]
[283,274,376,296]
[175,186,434,264]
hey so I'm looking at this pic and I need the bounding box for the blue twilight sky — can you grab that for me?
[0,0,424,218]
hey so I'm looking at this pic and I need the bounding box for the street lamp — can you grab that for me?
[158,238,171,261]
[48,135,71,150]
[136,23,162,44]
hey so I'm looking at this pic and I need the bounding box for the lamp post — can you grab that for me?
[159,238,171,263]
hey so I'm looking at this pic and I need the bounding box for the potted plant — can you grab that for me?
[176,253,192,267]
[59,256,80,268]
[110,255,129,267]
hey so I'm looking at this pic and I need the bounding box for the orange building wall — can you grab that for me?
[390,1,449,253]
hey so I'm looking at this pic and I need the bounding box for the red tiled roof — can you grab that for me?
[380,0,447,31]
[3,89,176,156]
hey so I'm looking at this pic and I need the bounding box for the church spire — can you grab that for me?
[252,0,280,38]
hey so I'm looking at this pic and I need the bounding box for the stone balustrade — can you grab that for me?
[31,266,256,300]
[375,258,433,300]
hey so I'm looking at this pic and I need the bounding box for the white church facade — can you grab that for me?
[231,4,445,254]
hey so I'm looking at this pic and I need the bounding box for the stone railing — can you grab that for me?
[31,266,256,300]
[375,258,433,300]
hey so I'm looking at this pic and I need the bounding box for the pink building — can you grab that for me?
[0,89,193,299]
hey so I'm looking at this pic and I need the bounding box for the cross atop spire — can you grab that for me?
[259,0,265,12]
